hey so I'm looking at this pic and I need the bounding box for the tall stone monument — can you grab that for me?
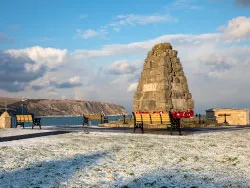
[133,43,194,112]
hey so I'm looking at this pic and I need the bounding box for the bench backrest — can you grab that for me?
[83,114,103,120]
[132,112,171,124]
[16,115,21,121]
[16,115,33,122]
[141,114,151,123]
[133,113,142,123]
[26,115,33,122]
[160,114,170,124]
[151,114,162,123]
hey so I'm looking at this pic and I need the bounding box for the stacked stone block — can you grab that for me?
[133,43,194,112]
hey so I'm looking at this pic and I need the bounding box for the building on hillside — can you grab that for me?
[206,108,249,126]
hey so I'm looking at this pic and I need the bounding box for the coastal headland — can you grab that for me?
[0,97,127,116]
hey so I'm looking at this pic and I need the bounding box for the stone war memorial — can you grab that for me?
[133,42,194,113]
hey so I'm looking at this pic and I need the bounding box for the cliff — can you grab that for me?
[0,97,127,116]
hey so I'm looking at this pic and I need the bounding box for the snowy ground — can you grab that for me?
[0,127,250,188]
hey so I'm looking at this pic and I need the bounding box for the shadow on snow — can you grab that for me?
[0,150,108,187]
[0,131,71,142]
[117,168,250,188]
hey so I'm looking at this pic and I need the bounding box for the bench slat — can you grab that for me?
[151,117,161,120]
[141,114,151,123]
[27,115,33,121]
[134,114,142,122]
[162,119,170,123]
[83,114,103,120]
[16,115,33,122]
[161,119,171,121]
[25,115,32,122]
[20,116,25,122]
[151,114,161,124]
[141,120,151,122]
[150,120,161,121]
[161,114,170,119]
[16,115,21,121]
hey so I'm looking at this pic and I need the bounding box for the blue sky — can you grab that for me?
[1,0,250,113]
[1,0,249,50]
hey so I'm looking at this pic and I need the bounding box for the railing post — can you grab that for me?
[123,114,126,124]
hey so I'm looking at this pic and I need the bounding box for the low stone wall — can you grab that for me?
[99,122,168,129]
[99,123,134,128]
[98,118,220,129]
[206,108,249,125]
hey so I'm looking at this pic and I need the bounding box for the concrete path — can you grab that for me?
[1,125,249,142]
[40,125,250,135]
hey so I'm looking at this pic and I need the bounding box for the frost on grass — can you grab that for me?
[0,128,250,187]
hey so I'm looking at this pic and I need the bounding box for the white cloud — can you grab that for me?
[3,16,250,113]
[110,77,123,84]
[179,44,250,112]
[76,28,108,39]
[219,16,250,41]
[199,54,237,73]
[73,33,220,59]
[170,0,203,10]
[31,76,82,90]
[69,76,81,84]
[6,46,68,72]
[52,77,82,89]
[109,13,177,28]
[127,83,138,92]
[72,27,249,112]
[76,9,177,39]
[113,27,120,32]
[0,51,47,92]
[1,32,224,110]
[106,60,141,75]
[74,88,85,100]
[77,29,99,39]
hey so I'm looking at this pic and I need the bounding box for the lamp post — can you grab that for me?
[123,113,126,124]
[21,97,27,115]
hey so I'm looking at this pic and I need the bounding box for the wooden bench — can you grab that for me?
[132,112,182,135]
[16,115,41,129]
[83,114,108,126]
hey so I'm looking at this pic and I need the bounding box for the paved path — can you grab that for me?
[42,125,250,135]
[1,125,249,142]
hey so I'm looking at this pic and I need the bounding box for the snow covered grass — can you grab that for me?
[1,128,250,187]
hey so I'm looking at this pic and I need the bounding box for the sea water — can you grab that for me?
[12,115,132,127]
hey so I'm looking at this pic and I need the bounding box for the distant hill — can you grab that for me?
[0,97,127,116]
[0,97,20,105]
